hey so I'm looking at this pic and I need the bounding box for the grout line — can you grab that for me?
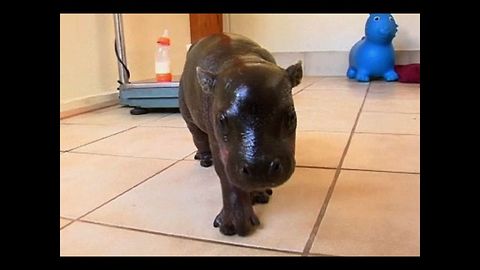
[363,110,420,114]
[297,130,351,134]
[295,165,336,170]
[307,252,338,257]
[60,217,75,230]
[60,148,309,255]
[62,123,189,154]
[60,79,418,254]
[333,167,419,175]
[301,87,368,90]
[60,158,182,231]
[67,150,181,161]
[181,150,197,161]
[295,165,419,175]
[137,125,188,129]
[60,222,73,230]
[354,131,420,136]
[301,82,371,256]
[74,219,303,255]
[368,88,420,92]
[64,126,137,152]
[60,122,134,126]
[61,151,196,232]
[298,90,369,96]
[292,81,317,96]
[60,110,174,126]
[360,110,420,115]
[297,129,419,136]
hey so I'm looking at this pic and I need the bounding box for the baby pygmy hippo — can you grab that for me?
[179,33,302,236]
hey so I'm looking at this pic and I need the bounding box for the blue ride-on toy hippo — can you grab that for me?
[347,13,399,82]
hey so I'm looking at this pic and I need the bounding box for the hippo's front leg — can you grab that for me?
[383,69,399,81]
[210,144,260,236]
[213,183,260,236]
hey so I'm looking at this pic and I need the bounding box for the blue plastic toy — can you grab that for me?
[347,13,399,82]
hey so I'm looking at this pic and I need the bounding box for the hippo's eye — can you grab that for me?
[218,113,229,140]
[389,16,394,21]
[284,111,297,133]
[374,16,380,21]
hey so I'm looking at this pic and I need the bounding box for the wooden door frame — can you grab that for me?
[189,14,223,43]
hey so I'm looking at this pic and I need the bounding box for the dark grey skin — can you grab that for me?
[179,33,302,236]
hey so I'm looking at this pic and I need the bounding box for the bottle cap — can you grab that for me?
[156,73,172,82]
[157,29,170,45]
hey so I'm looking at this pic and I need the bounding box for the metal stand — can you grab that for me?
[113,14,180,114]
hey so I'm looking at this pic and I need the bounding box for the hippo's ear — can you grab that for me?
[286,61,303,88]
[196,66,216,94]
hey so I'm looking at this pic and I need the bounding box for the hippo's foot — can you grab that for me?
[194,151,212,167]
[384,70,399,81]
[250,189,273,205]
[213,206,260,236]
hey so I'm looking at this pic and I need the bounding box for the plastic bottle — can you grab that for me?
[155,29,172,82]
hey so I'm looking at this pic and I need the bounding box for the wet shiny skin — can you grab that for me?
[179,33,302,236]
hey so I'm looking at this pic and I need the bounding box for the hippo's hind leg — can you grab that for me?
[185,122,212,167]
[179,81,212,167]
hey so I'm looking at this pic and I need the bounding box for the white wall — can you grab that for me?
[229,14,420,52]
[60,14,191,117]
[61,13,420,116]
[123,14,191,81]
[60,14,118,102]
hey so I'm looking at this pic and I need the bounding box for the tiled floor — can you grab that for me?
[60,77,420,256]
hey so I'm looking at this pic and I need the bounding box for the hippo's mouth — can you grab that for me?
[231,180,285,192]
[229,169,291,191]
[223,152,296,191]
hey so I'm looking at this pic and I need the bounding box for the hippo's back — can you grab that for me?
[191,33,274,72]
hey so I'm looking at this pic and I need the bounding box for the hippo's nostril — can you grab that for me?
[269,159,282,175]
[241,164,251,176]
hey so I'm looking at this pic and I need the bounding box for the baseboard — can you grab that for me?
[60,92,119,119]
[272,50,420,76]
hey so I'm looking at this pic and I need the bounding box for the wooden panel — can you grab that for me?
[189,14,223,43]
